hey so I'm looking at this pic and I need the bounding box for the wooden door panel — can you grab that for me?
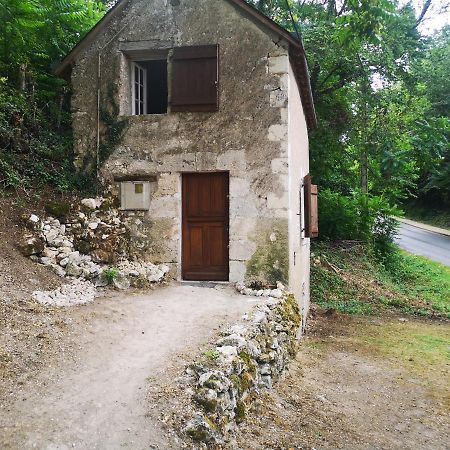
[182,173,229,281]
[208,225,226,267]
[188,226,204,267]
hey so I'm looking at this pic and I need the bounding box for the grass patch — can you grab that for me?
[311,242,450,318]
[203,349,220,360]
[354,320,450,405]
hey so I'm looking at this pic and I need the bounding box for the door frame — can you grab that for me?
[181,171,230,281]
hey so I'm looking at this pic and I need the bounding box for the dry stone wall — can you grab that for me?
[20,197,170,305]
[179,284,301,444]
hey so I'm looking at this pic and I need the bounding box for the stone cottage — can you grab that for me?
[55,0,317,317]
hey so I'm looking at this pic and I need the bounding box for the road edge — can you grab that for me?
[395,216,450,237]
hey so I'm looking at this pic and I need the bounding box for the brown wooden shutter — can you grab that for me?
[304,174,319,238]
[171,45,219,112]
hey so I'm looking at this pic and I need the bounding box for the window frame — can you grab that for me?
[131,61,147,115]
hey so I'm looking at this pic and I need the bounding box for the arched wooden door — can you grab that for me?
[182,172,229,281]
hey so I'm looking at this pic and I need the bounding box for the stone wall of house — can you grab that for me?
[69,0,307,284]
[288,61,311,322]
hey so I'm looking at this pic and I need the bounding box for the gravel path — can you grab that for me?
[0,283,256,450]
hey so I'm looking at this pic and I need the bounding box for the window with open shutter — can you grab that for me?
[171,45,219,112]
[304,174,319,238]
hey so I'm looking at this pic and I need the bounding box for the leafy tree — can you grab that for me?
[0,0,106,191]
[249,0,448,237]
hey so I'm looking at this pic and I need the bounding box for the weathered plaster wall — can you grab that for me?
[70,0,308,284]
[288,61,310,319]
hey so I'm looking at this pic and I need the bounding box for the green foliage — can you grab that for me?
[380,251,450,317]
[45,201,70,219]
[203,349,220,360]
[250,0,449,234]
[318,189,400,257]
[311,242,450,318]
[0,0,106,194]
[103,266,120,281]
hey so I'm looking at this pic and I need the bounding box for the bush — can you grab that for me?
[0,78,94,194]
[318,189,400,258]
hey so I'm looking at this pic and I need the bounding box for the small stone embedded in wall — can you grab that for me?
[269,89,288,108]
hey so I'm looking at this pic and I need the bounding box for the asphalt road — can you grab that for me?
[395,222,450,266]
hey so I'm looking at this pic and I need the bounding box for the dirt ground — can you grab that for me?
[232,308,450,450]
[0,196,72,408]
[0,283,260,450]
[1,195,449,449]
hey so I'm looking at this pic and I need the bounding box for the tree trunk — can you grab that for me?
[360,152,368,194]
[18,64,26,91]
[57,89,65,130]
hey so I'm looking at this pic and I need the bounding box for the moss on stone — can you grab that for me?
[246,225,289,286]
[45,201,70,219]
[235,400,246,423]
[238,350,257,376]
[241,371,254,391]
[230,371,254,394]
[278,294,302,327]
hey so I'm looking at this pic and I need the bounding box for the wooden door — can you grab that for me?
[182,172,229,281]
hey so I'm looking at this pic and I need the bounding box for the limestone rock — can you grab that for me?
[216,346,238,365]
[184,414,221,444]
[19,236,44,256]
[194,388,218,412]
[25,214,40,231]
[199,371,231,392]
[217,334,247,349]
[65,263,82,277]
[44,229,59,245]
[38,256,54,266]
[93,273,109,287]
[81,198,100,210]
[112,273,130,290]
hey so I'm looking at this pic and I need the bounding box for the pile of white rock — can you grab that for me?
[235,281,284,299]
[117,260,170,283]
[21,198,171,303]
[29,216,103,280]
[32,279,98,307]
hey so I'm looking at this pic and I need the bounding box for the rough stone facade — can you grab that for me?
[68,0,311,312]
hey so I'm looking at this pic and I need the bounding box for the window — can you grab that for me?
[131,60,168,115]
[129,45,219,115]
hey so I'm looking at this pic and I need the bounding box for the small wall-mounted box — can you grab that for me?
[120,181,151,210]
